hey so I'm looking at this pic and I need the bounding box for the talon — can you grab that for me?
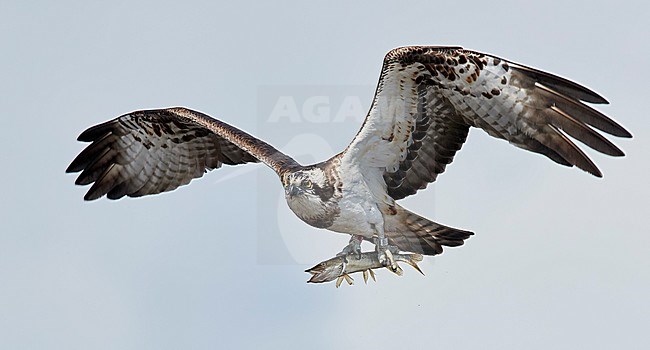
[363,270,369,284]
[383,249,399,273]
[336,276,344,288]
[384,249,394,265]
[338,235,363,259]
[368,269,376,281]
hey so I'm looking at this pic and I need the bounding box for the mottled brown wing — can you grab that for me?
[383,83,471,200]
[343,46,631,200]
[67,107,298,200]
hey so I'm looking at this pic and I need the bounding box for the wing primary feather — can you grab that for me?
[67,131,116,173]
[511,64,609,104]
[542,125,602,177]
[106,180,130,200]
[525,139,573,168]
[535,82,632,138]
[77,122,113,142]
[84,163,119,201]
[74,147,112,185]
[547,105,624,156]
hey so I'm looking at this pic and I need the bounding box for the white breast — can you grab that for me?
[327,162,386,238]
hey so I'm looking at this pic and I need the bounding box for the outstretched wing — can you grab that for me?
[67,107,299,200]
[343,46,631,200]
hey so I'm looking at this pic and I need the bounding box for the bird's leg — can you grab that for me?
[337,235,363,259]
[373,225,399,273]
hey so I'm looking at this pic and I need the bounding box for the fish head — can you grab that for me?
[305,255,346,283]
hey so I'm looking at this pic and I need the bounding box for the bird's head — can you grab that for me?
[283,169,326,200]
[282,166,339,228]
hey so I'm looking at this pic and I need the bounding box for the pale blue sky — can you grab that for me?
[1,1,649,349]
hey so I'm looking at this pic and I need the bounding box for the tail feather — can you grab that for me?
[385,207,473,255]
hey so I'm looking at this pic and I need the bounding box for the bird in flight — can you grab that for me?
[67,46,631,277]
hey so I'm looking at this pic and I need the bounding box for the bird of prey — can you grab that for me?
[67,46,631,274]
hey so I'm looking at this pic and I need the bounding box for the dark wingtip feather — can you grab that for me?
[538,124,603,178]
[75,174,92,186]
[512,64,609,104]
[617,128,633,139]
[67,153,93,174]
[546,106,626,157]
[106,187,123,200]
[67,149,95,173]
[583,163,603,178]
[65,162,79,173]
[534,82,632,138]
[83,189,102,201]
[77,122,113,142]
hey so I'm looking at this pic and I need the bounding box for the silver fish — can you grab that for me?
[305,251,424,287]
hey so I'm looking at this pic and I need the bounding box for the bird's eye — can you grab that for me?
[303,180,313,189]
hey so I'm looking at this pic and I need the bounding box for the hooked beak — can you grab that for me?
[286,184,303,197]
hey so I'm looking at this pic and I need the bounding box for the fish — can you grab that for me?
[305,250,424,287]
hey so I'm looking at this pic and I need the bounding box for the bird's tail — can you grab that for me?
[384,206,474,255]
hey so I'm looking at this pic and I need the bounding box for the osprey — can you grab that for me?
[67,46,631,274]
